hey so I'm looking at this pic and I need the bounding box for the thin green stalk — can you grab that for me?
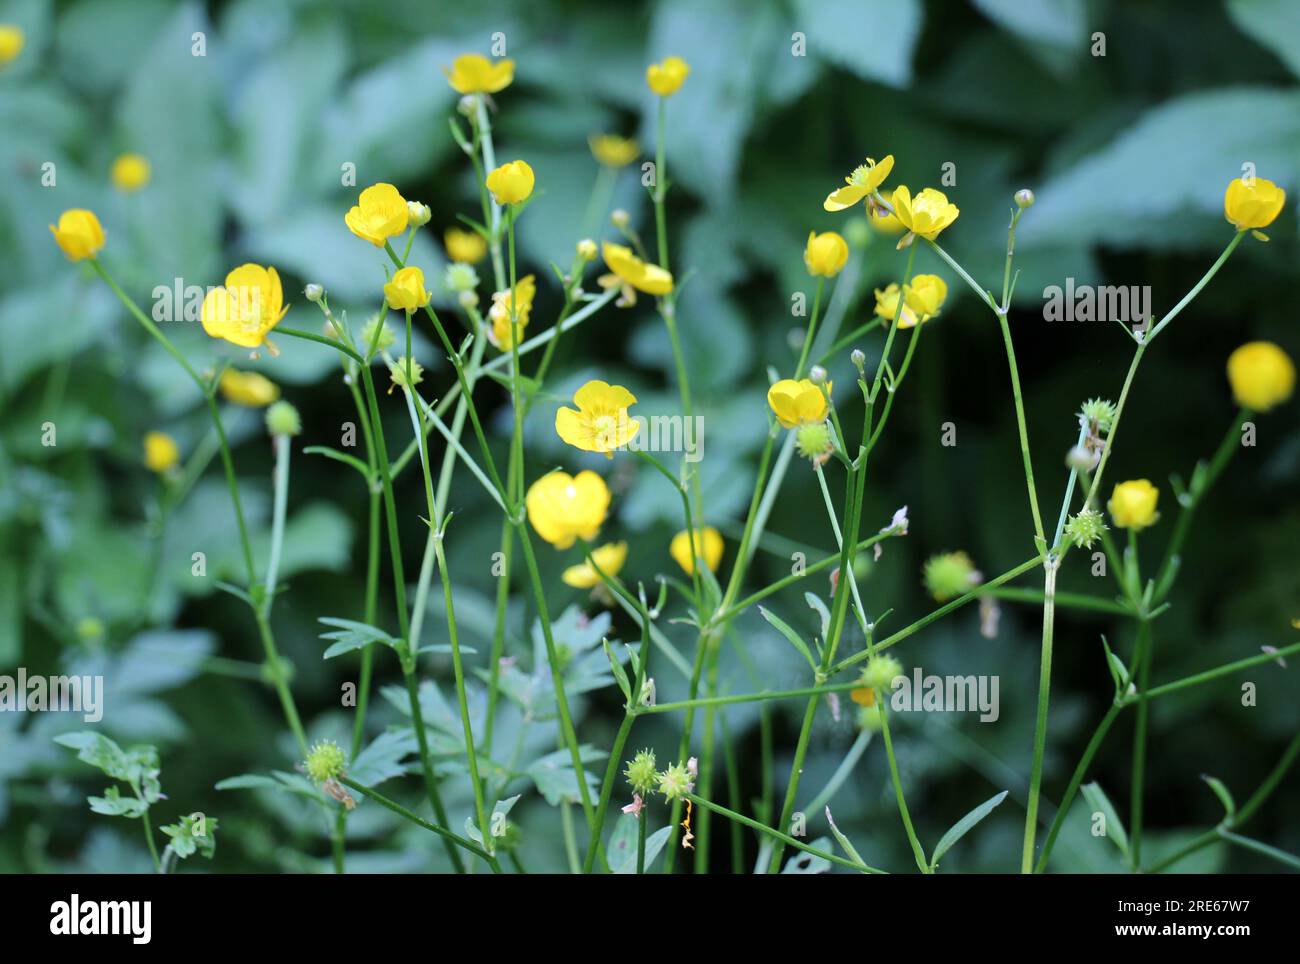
[1020,560,1058,872]
[877,701,929,872]
[340,777,496,865]
[1129,618,1155,870]
[1035,701,1123,873]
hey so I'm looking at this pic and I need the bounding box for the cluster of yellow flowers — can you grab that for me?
[44,40,1297,611]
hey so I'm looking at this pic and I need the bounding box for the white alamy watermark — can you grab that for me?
[1042,279,1151,331]
[598,413,704,463]
[50,895,151,944]
[888,668,1000,723]
[0,669,103,722]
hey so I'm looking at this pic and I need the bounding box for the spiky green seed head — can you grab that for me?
[305,740,346,783]
[1080,397,1118,434]
[656,760,695,802]
[859,654,903,692]
[923,550,977,601]
[624,748,658,794]
[1064,507,1108,549]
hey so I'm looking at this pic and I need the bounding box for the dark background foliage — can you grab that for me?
[0,0,1296,872]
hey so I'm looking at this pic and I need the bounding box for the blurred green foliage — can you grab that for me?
[0,0,1296,873]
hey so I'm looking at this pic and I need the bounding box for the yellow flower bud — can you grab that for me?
[670,527,724,576]
[143,431,180,474]
[646,56,690,96]
[110,153,151,193]
[1227,341,1295,412]
[444,227,487,264]
[219,369,280,407]
[488,275,536,350]
[344,183,409,247]
[803,231,849,277]
[767,378,829,429]
[576,238,598,260]
[1108,479,1159,530]
[1223,176,1285,230]
[383,266,430,311]
[525,470,611,549]
[49,209,105,262]
[0,24,24,65]
[201,264,289,349]
[890,185,960,241]
[562,541,628,589]
[555,380,640,457]
[588,134,639,168]
[486,159,535,205]
[444,53,514,95]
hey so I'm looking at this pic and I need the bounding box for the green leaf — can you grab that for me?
[1080,782,1129,859]
[603,639,633,703]
[87,786,147,819]
[781,836,834,874]
[159,813,218,859]
[929,790,1009,869]
[1200,774,1236,822]
[805,592,831,641]
[1100,634,1130,695]
[758,606,818,671]
[1227,0,1300,80]
[793,0,923,87]
[348,730,416,787]
[319,617,400,659]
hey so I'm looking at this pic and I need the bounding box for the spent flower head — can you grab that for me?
[1079,398,1118,434]
[656,760,695,801]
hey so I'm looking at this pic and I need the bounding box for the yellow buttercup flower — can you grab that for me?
[0,25,23,65]
[1224,176,1285,230]
[219,369,280,407]
[874,284,916,328]
[49,209,105,262]
[646,56,690,96]
[555,380,640,457]
[384,266,430,311]
[562,541,628,589]
[670,527,724,575]
[891,185,959,242]
[486,160,535,205]
[824,156,895,213]
[1227,341,1295,412]
[526,470,612,550]
[444,53,514,94]
[767,378,829,429]
[602,242,673,296]
[1108,480,1159,531]
[869,189,906,234]
[804,231,849,277]
[589,134,639,168]
[143,431,180,474]
[876,274,947,330]
[200,264,289,349]
[110,154,151,193]
[445,227,487,265]
[488,274,536,350]
[345,183,409,247]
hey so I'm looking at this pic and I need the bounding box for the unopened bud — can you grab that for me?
[406,201,431,226]
[1014,188,1036,209]
[809,364,828,385]
[576,238,597,260]
[850,348,866,372]
[304,283,324,303]
[610,208,629,228]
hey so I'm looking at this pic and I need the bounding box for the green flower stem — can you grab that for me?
[1143,730,1300,874]
[876,700,929,873]
[400,387,494,863]
[1152,408,1247,603]
[263,433,290,610]
[1034,701,1123,873]
[92,261,312,767]
[817,318,883,368]
[276,325,366,366]
[1020,559,1058,873]
[636,807,648,874]
[474,96,507,288]
[638,680,862,714]
[685,792,883,874]
[1051,423,1090,551]
[865,322,924,455]
[1036,636,1300,872]
[982,586,1130,615]
[635,449,702,605]
[926,239,1045,548]
[515,524,597,829]
[834,555,1043,674]
[340,776,497,867]
[1128,617,1156,870]
[793,276,825,378]
[581,574,653,874]
[357,361,464,873]
[803,729,872,815]
[140,802,161,872]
